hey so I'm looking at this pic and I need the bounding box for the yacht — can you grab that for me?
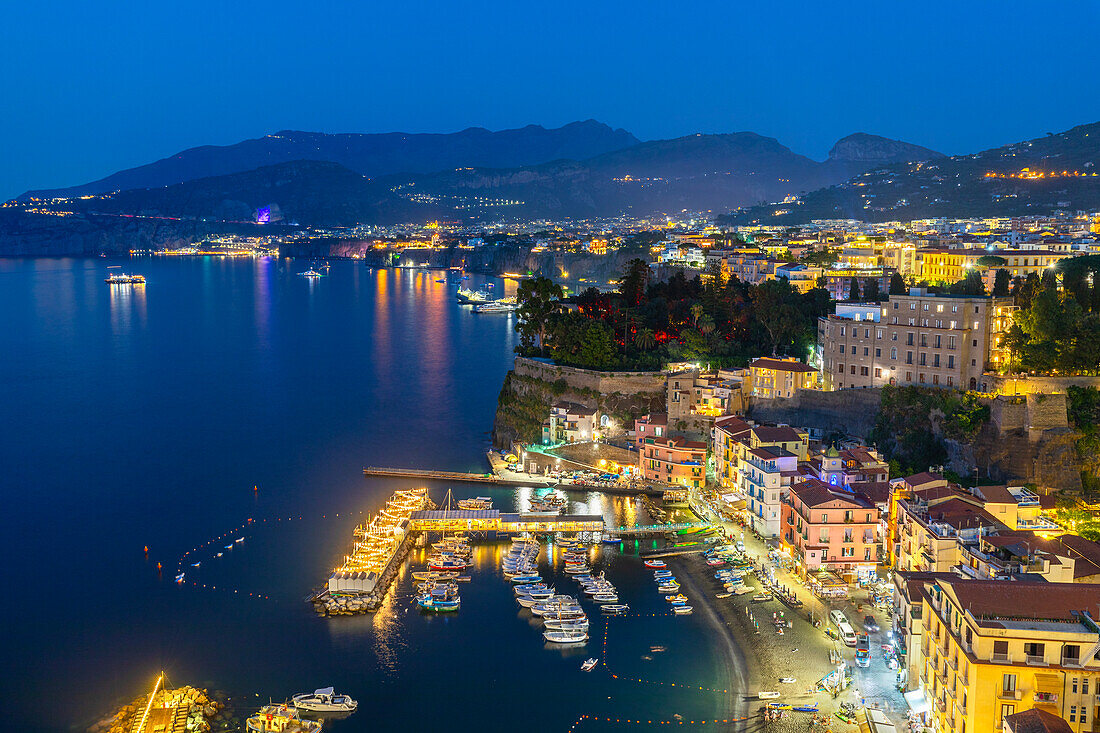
[472,300,518,314]
[456,287,491,303]
[581,658,599,672]
[292,687,357,713]
[246,704,322,733]
[299,270,322,279]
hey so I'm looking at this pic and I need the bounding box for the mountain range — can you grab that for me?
[18,123,943,227]
[726,122,1100,224]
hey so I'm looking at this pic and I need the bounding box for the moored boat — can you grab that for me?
[292,687,357,713]
[246,704,322,733]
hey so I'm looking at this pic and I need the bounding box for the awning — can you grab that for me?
[1034,672,1062,702]
[857,708,898,733]
[904,689,930,714]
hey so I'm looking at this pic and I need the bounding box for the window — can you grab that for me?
[875,348,881,357]
[933,375,939,385]
[1024,642,1045,661]
[923,303,930,311]
[919,373,926,383]
[840,326,846,336]
[893,302,899,309]
[948,355,955,369]
[874,368,882,377]
[1070,706,1076,723]
[838,363,845,373]
[1082,677,1088,695]
[907,333,914,346]
[994,641,1009,659]
[935,335,941,348]
[934,354,940,367]
[876,329,883,339]
[1082,708,1087,725]
[919,353,926,366]
[906,351,913,364]
[860,367,869,376]
[920,335,927,347]
[950,320,957,329]
[1073,678,1079,694]
[851,346,857,354]
[891,347,897,359]
[850,365,856,375]
[891,332,898,341]
[865,328,870,338]
[973,321,979,330]
[937,304,944,313]
[906,371,912,381]
[1001,704,1015,728]
[948,335,956,349]
[952,305,958,313]
[910,303,916,310]
[1002,673,1016,693]
[863,347,869,356]
[1065,645,1080,665]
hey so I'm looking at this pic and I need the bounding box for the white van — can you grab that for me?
[830,610,848,628]
[838,622,858,646]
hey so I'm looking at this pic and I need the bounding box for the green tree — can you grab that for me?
[618,258,650,307]
[635,327,657,351]
[576,321,617,369]
[889,271,906,295]
[698,313,716,335]
[862,278,880,302]
[848,277,861,302]
[993,268,1011,297]
[515,277,564,355]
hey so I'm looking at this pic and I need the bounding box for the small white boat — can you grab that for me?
[716,592,732,599]
[593,592,618,603]
[757,691,780,699]
[779,677,796,684]
[544,630,589,643]
[673,605,693,615]
[581,658,598,672]
[292,686,358,712]
[191,561,201,567]
[299,270,322,279]
[175,573,185,583]
[600,604,629,614]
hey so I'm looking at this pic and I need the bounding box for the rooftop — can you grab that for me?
[749,357,816,374]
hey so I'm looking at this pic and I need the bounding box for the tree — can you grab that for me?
[848,277,861,302]
[948,269,985,296]
[993,268,1011,297]
[698,313,716,336]
[576,321,617,370]
[618,258,650,307]
[862,278,880,302]
[976,255,1008,268]
[751,279,801,356]
[635,327,656,351]
[690,302,704,327]
[889,272,906,295]
[515,277,563,355]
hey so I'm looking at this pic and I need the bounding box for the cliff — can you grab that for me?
[492,357,666,448]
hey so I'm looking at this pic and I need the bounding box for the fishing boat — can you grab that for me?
[457,496,493,510]
[673,605,693,615]
[511,574,542,584]
[564,564,590,574]
[246,704,322,733]
[602,536,620,544]
[716,592,732,599]
[541,609,587,621]
[581,658,598,672]
[665,594,688,603]
[600,604,629,614]
[592,592,618,603]
[544,630,589,643]
[654,570,673,578]
[544,619,589,631]
[292,687,358,713]
[417,594,460,612]
[644,560,667,568]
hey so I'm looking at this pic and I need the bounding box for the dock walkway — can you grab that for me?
[363,466,552,487]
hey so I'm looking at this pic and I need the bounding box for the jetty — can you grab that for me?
[363,466,552,487]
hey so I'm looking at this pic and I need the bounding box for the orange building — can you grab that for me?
[639,435,707,488]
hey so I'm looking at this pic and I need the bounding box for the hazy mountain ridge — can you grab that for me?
[20,120,640,200]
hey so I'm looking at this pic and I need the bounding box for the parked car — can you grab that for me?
[863,615,880,633]
[830,610,849,628]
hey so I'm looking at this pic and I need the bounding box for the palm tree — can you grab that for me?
[635,327,657,351]
[698,314,716,336]
[690,303,704,327]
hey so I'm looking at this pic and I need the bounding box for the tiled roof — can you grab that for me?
[1005,708,1074,733]
[749,358,816,373]
[942,579,1100,623]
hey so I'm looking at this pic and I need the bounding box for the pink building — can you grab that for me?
[634,413,668,452]
[782,478,880,582]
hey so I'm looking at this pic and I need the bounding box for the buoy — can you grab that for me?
[156,562,162,571]
[144,545,149,554]
[253,485,259,492]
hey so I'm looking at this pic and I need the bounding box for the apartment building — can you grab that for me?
[638,435,707,488]
[812,445,890,486]
[917,247,1072,284]
[819,290,1015,391]
[667,370,743,420]
[634,413,668,452]
[895,492,1006,573]
[916,578,1100,733]
[781,479,880,581]
[742,446,801,537]
[746,357,819,398]
[712,415,754,490]
[543,402,599,444]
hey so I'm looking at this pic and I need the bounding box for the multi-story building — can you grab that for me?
[782,479,880,581]
[746,357,819,398]
[894,492,1005,573]
[638,435,707,489]
[812,445,890,486]
[819,290,1016,391]
[667,371,743,421]
[742,446,801,537]
[775,263,822,293]
[916,577,1100,733]
[634,413,668,452]
[543,402,599,444]
[917,247,1072,284]
[712,415,754,490]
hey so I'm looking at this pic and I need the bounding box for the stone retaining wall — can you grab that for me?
[513,356,666,395]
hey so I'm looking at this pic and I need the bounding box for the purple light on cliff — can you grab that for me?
[256,207,270,224]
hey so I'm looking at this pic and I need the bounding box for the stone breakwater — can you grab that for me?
[311,530,416,616]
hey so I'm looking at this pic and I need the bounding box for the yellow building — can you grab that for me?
[746,357,819,398]
[917,578,1100,733]
[917,248,1073,285]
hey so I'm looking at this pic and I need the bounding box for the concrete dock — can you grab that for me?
[363,466,553,487]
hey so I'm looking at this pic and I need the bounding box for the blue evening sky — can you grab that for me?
[2,0,1099,199]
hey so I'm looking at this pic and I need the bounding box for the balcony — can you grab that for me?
[999,688,1021,701]
[1034,692,1059,705]
[991,653,1011,664]
[1025,654,1046,666]
[1061,655,1082,668]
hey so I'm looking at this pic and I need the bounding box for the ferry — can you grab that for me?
[246,703,323,733]
[457,496,493,510]
[292,687,357,713]
[104,267,146,285]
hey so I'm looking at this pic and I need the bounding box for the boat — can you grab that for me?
[600,604,629,614]
[644,560,667,568]
[175,573,185,583]
[593,592,618,603]
[511,574,542,584]
[792,705,820,713]
[734,586,755,595]
[665,594,688,603]
[757,691,781,699]
[190,562,201,567]
[716,593,732,599]
[299,270,322,279]
[753,593,772,602]
[473,300,518,313]
[292,687,358,713]
[673,605,693,615]
[541,609,587,621]
[544,630,589,643]
[457,497,493,510]
[104,270,146,285]
[581,658,598,672]
[544,619,589,631]
[779,677,797,684]
[654,570,673,578]
[456,287,491,303]
[602,536,621,544]
[417,594,460,612]
[246,704,322,733]
[428,558,467,572]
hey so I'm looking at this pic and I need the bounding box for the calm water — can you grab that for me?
[0,257,732,732]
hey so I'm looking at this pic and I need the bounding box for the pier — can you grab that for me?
[363,466,552,487]
[613,521,711,536]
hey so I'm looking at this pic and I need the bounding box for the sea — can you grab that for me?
[0,257,735,732]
